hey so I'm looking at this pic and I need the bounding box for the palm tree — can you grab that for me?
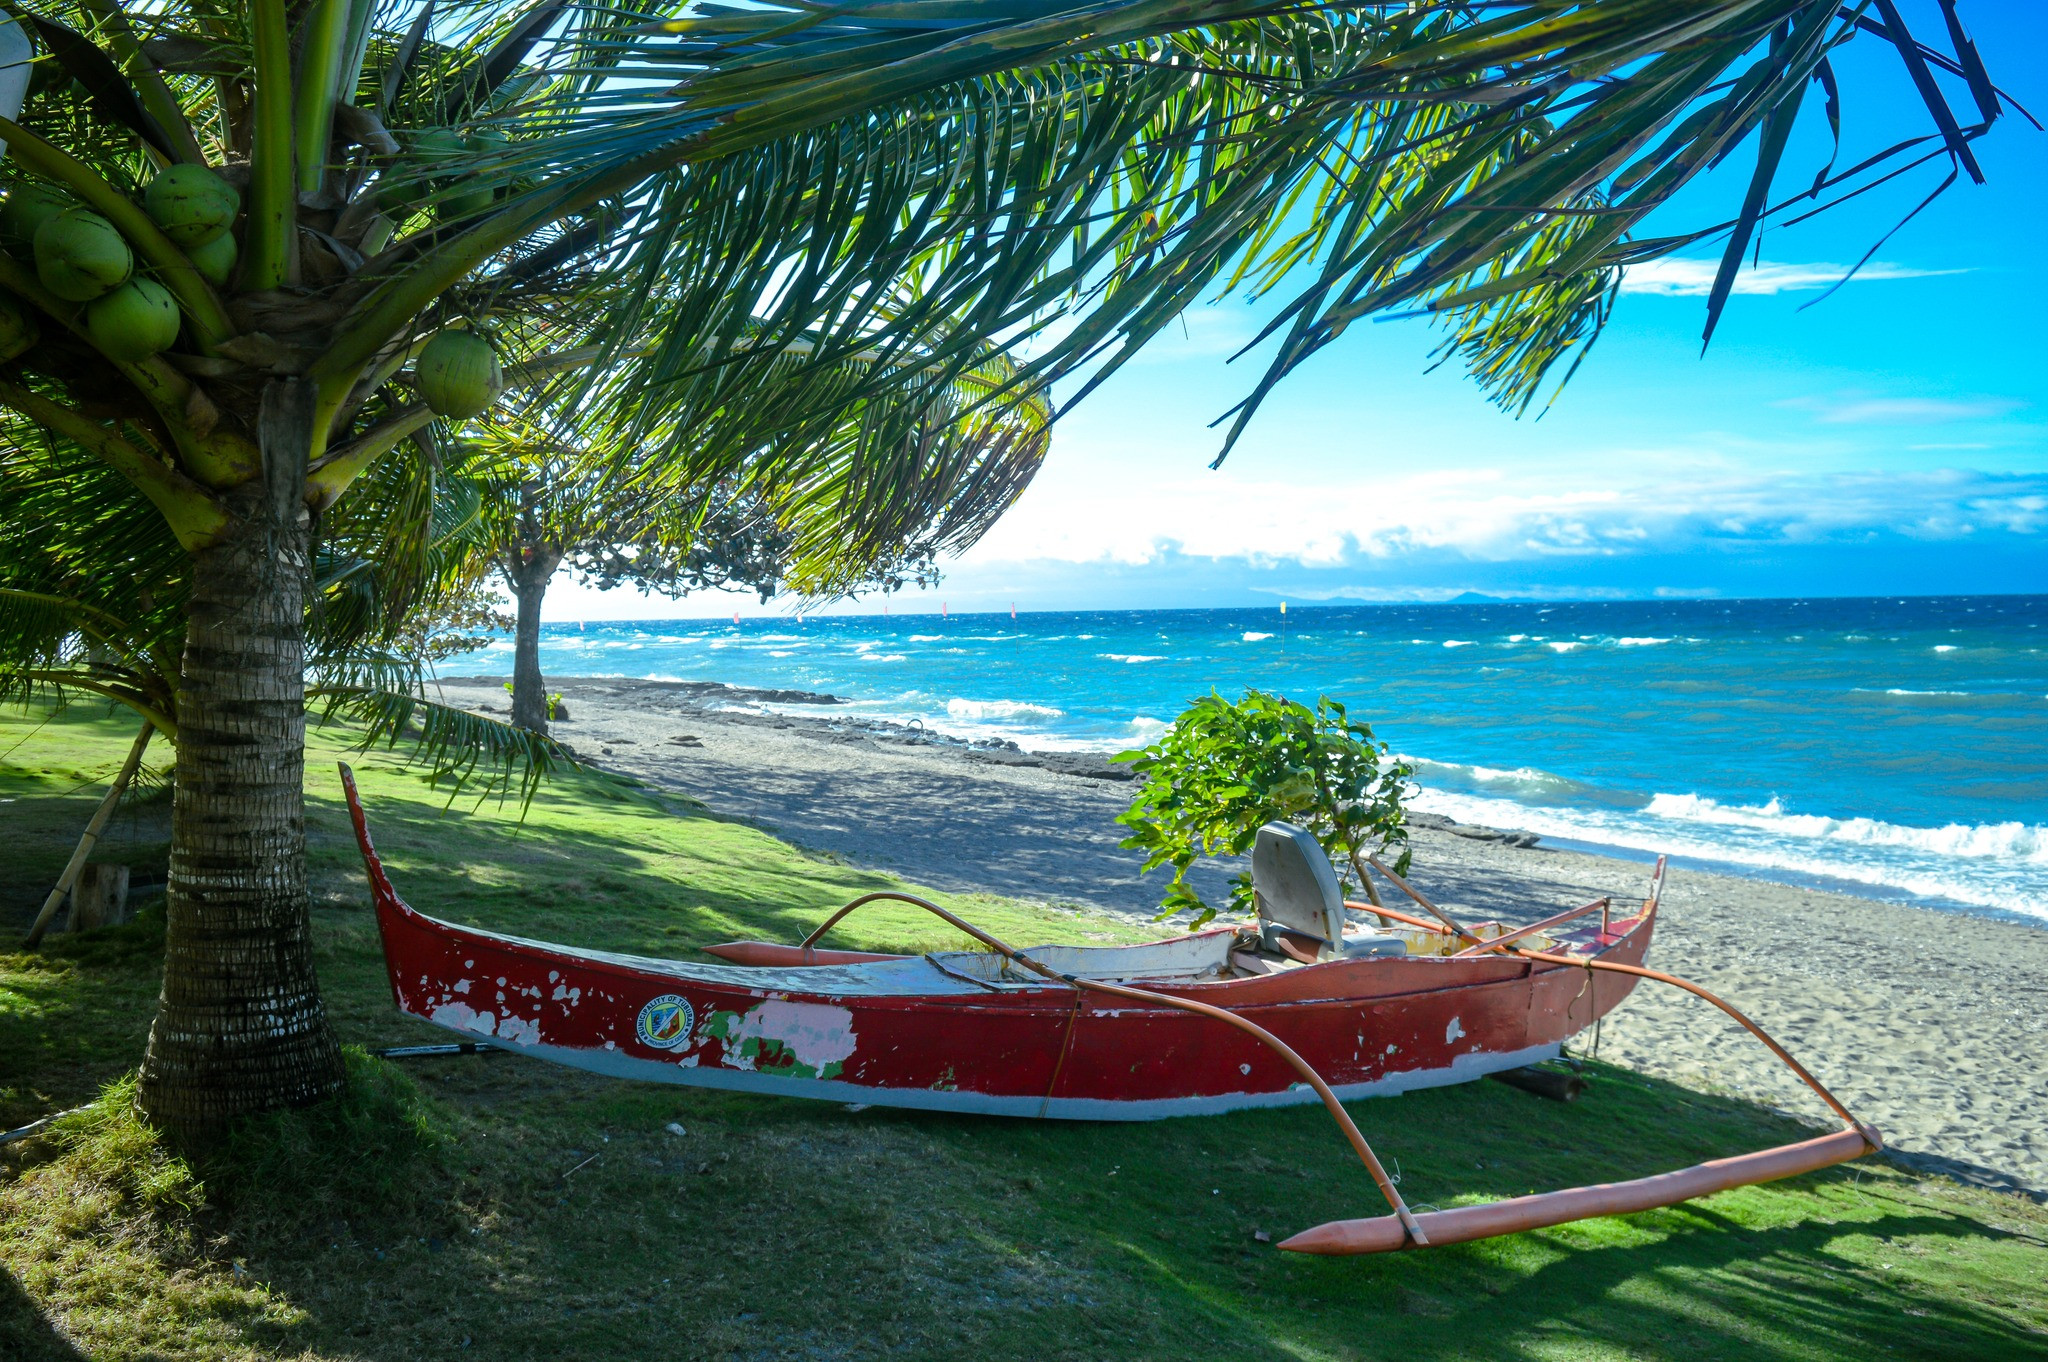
[470,329,1053,733]
[0,399,556,944]
[0,0,2010,1132]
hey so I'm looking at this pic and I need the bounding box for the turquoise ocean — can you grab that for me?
[456,595,2048,924]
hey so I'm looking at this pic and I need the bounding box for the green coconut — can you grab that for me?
[85,278,181,363]
[188,229,238,287]
[440,133,507,222]
[1,182,75,250]
[437,178,495,221]
[34,209,133,302]
[379,131,467,218]
[415,329,500,419]
[413,129,469,163]
[142,165,240,248]
[0,291,39,362]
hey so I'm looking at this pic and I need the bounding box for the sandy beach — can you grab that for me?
[441,673,2048,1193]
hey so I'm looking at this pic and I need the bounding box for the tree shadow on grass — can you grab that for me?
[0,1267,89,1362]
[907,1063,2048,1361]
[0,913,164,1127]
[303,764,999,963]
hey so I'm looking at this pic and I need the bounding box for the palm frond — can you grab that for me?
[311,656,569,805]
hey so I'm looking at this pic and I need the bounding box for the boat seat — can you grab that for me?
[1251,822,1406,963]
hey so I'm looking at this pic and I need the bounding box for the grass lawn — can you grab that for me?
[3,703,2045,1360]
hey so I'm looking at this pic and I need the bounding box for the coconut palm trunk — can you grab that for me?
[137,382,343,1130]
[0,0,2002,1140]
[506,547,562,735]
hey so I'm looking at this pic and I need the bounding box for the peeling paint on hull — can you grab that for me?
[343,770,1653,1121]
[434,1032,1568,1119]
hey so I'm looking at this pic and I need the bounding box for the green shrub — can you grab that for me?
[1115,689,1410,925]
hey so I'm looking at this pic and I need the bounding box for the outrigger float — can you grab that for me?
[343,763,1880,1254]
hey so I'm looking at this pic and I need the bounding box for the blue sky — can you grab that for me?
[547,1,2047,621]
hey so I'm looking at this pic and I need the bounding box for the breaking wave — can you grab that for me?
[945,698,1065,722]
[1406,785,2048,919]
[1642,793,2048,862]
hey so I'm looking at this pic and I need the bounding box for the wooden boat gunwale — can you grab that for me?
[340,762,1881,1254]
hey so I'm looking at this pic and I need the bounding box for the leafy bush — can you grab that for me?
[1114,690,1411,926]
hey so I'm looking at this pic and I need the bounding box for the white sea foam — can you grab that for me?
[1507,634,1529,643]
[1406,785,2048,920]
[1934,645,1958,652]
[1851,687,1972,697]
[908,634,945,642]
[1127,716,1168,742]
[946,698,1065,722]
[1242,632,1273,642]
[1642,793,2048,862]
[1443,640,1476,648]
[1101,654,1166,663]
[1546,641,1583,653]
[1615,637,1671,647]
[1404,756,1579,800]
[863,653,907,662]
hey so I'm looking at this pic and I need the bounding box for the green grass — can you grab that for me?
[3,703,2046,1360]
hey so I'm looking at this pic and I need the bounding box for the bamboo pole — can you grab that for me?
[1363,855,1482,944]
[1346,849,1394,928]
[24,722,154,948]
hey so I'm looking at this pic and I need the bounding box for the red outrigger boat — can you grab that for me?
[343,764,1880,1253]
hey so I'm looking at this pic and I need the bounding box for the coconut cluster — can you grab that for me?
[0,163,239,364]
[0,149,499,418]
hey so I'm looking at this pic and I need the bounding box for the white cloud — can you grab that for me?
[1780,394,2024,425]
[1618,257,1967,296]
[955,463,2048,573]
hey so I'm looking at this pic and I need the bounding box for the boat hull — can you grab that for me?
[353,795,1654,1119]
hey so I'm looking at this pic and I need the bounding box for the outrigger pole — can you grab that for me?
[1283,857,1882,1254]
[807,864,1880,1257]
[803,893,1434,1244]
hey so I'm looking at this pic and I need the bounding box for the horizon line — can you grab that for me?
[530,588,2048,627]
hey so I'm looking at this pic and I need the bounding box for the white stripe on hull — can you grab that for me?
[427,1025,1563,1121]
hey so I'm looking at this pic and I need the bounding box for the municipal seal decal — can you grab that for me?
[635,994,695,1051]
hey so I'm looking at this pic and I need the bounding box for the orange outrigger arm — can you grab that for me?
[1278,945,1883,1255]
[801,870,1881,1258]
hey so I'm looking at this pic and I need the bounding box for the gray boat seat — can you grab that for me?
[1251,822,1406,962]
